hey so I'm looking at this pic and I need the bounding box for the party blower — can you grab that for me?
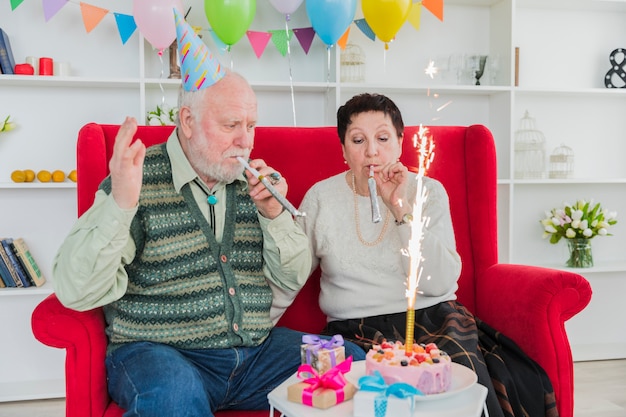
[236,157,306,218]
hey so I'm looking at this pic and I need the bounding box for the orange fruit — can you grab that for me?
[24,169,35,182]
[52,170,65,182]
[37,170,52,182]
[11,170,25,183]
[68,169,77,182]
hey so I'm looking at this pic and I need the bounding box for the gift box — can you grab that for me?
[353,371,423,417]
[287,357,356,409]
[300,334,345,375]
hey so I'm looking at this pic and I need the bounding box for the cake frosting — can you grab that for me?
[365,341,452,395]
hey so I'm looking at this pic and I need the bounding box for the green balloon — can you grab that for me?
[205,0,256,46]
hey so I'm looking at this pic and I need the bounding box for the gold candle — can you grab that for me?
[405,307,415,354]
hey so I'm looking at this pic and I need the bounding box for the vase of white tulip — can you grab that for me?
[540,199,618,268]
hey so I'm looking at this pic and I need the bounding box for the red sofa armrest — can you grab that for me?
[31,294,111,417]
[475,264,592,417]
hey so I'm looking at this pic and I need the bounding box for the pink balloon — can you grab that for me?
[268,0,304,15]
[133,0,184,52]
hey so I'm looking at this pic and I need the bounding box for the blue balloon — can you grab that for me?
[306,0,357,46]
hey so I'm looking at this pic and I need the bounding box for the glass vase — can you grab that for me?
[566,238,593,268]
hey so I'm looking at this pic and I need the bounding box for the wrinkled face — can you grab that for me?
[181,74,258,186]
[341,111,403,179]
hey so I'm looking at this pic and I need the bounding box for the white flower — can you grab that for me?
[571,210,583,221]
[540,199,618,244]
[545,225,557,233]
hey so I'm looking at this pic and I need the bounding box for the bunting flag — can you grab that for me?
[293,27,315,55]
[79,2,108,33]
[422,0,443,21]
[10,0,24,11]
[11,0,444,53]
[43,0,69,22]
[247,30,272,58]
[337,27,351,50]
[114,13,136,45]
[269,29,292,57]
[408,2,422,31]
[354,19,375,41]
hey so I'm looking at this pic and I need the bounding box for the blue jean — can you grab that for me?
[105,327,366,417]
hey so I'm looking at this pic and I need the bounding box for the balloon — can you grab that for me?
[306,0,356,47]
[133,0,184,52]
[205,0,256,46]
[269,0,304,16]
[362,0,411,44]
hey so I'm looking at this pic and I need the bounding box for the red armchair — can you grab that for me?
[32,123,591,417]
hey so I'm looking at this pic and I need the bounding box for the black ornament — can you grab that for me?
[604,48,626,88]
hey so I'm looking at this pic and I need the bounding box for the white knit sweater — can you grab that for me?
[296,172,462,322]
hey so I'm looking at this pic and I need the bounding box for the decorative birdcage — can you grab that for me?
[514,110,546,179]
[340,44,365,83]
[549,144,574,179]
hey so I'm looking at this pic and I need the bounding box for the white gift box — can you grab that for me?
[353,389,417,417]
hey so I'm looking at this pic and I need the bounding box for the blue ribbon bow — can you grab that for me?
[358,371,423,417]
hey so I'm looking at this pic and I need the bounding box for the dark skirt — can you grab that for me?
[322,300,559,417]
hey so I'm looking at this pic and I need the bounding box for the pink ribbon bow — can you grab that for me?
[296,356,353,407]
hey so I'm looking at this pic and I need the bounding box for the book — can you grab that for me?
[0,248,15,287]
[0,28,16,75]
[11,238,46,287]
[1,238,31,287]
[0,239,22,287]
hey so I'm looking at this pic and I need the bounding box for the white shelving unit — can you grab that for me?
[1,0,625,402]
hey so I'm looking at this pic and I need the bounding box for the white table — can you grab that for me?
[268,361,489,417]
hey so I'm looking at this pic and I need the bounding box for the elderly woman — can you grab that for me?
[296,93,558,417]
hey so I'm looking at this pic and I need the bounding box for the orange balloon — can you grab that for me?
[362,0,412,44]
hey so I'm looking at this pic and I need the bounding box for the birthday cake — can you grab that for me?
[365,341,452,395]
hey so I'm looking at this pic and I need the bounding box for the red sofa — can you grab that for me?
[31,123,592,417]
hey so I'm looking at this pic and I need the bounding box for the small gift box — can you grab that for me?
[300,334,345,375]
[353,371,424,417]
[287,357,356,409]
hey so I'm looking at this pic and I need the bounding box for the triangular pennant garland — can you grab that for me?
[293,27,315,55]
[423,0,444,21]
[42,0,69,22]
[10,0,24,11]
[408,2,422,31]
[269,29,292,57]
[246,31,272,59]
[337,27,351,50]
[114,13,137,45]
[79,2,108,33]
[354,19,375,41]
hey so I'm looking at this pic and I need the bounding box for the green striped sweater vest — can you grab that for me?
[101,144,273,353]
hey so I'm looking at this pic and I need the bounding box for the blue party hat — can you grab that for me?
[174,8,225,92]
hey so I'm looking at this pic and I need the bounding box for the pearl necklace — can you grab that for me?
[351,171,390,247]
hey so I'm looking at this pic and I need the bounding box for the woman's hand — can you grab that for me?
[375,161,411,221]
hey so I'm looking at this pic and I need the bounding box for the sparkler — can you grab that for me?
[404,125,435,354]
